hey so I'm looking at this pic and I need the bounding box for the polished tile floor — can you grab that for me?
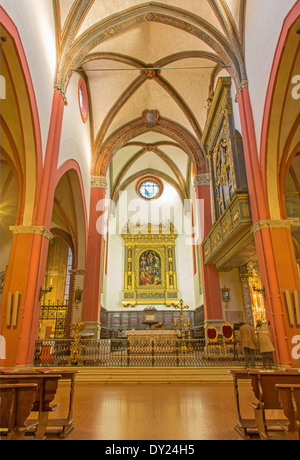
[47,382,257,441]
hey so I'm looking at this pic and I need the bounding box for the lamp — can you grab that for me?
[39,279,53,302]
[251,283,266,299]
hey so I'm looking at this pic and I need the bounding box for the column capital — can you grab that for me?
[251,219,292,235]
[194,173,210,189]
[69,268,87,276]
[9,225,54,240]
[91,175,108,191]
[54,84,68,106]
[234,80,249,102]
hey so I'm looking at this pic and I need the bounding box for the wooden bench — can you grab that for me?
[0,383,38,440]
[229,369,259,439]
[0,368,78,438]
[37,369,78,438]
[248,370,300,440]
[0,373,61,439]
[276,384,300,440]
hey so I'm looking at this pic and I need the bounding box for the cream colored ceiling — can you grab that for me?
[55,0,246,200]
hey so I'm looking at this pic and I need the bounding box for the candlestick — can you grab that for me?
[174,299,189,352]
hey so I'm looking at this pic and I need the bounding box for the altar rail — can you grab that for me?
[34,339,264,368]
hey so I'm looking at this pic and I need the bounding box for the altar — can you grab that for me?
[125,330,179,366]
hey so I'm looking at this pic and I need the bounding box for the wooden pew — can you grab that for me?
[248,370,300,440]
[0,373,61,439]
[0,383,38,440]
[0,368,78,438]
[276,384,300,440]
[38,369,78,438]
[229,369,258,439]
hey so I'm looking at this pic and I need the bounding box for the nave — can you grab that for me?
[43,382,252,441]
[0,0,300,443]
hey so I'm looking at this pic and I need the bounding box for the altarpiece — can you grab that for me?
[122,223,179,308]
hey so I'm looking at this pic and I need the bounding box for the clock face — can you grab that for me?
[139,180,160,200]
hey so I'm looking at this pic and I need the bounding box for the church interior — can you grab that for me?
[0,0,300,441]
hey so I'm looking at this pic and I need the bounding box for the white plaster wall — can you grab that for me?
[58,73,92,219]
[219,269,245,324]
[105,233,124,310]
[0,0,57,157]
[244,0,296,154]
[189,181,204,309]
[175,232,196,309]
[231,87,242,135]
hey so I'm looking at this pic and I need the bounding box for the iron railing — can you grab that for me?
[34,338,264,368]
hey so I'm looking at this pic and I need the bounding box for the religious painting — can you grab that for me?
[221,287,231,302]
[122,223,179,307]
[139,250,162,286]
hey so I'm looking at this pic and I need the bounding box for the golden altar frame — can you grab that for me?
[122,223,179,308]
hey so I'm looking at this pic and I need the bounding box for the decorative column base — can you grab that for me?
[82,321,101,340]
[204,319,224,335]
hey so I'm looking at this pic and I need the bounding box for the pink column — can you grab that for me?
[237,85,298,366]
[82,177,107,338]
[195,175,223,325]
[0,91,65,366]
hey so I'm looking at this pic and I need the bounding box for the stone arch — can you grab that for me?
[0,7,43,226]
[56,2,243,93]
[260,3,300,220]
[113,168,186,205]
[93,115,207,177]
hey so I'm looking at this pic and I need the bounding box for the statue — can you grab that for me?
[68,322,85,366]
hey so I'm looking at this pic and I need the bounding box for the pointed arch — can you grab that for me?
[56,1,243,93]
[111,145,188,202]
[0,7,43,225]
[114,168,186,205]
[54,160,89,267]
[259,1,300,219]
[92,115,207,176]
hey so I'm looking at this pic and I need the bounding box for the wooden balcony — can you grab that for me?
[203,192,255,271]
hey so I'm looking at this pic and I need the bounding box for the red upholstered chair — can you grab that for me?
[221,322,234,357]
[206,326,222,358]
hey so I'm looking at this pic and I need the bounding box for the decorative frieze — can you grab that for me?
[194,173,210,188]
[234,80,249,103]
[69,269,87,276]
[9,226,54,241]
[203,193,252,266]
[91,176,108,191]
[54,84,68,106]
[251,219,292,235]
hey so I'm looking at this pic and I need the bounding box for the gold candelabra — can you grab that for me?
[186,318,192,352]
[174,299,189,352]
[174,319,178,335]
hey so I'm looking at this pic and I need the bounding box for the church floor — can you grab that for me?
[47,381,258,441]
